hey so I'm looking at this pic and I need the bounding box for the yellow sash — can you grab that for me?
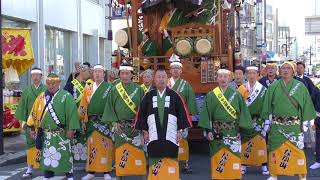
[141,84,148,94]
[86,79,94,87]
[212,87,237,119]
[115,82,137,113]
[71,79,85,103]
[317,83,320,89]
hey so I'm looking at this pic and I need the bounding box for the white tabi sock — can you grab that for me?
[26,166,33,174]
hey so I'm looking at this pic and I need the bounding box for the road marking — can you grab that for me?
[0,169,26,179]
[32,176,65,180]
[0,176,11,180]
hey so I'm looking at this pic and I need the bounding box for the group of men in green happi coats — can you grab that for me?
[198,60,316,180]
[16,56,318,180]
[16,54,198,180]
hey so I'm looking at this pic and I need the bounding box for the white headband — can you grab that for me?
[31,69,42,74]
[246,66,259,71]
[93,65,105,71]
[217,69,231,75]
[170,62,183,68]
[119,66,134,71]
[140,69,154,77]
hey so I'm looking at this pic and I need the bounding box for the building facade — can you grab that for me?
[239,0,257,61]
[2,0,112,87]
[304,0,320,65]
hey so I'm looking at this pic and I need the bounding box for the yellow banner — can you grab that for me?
[213,87,237,119]
[2,28,34,75]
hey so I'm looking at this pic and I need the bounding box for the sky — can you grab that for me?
[268,0,312,51]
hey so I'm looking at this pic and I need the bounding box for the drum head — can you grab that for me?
[115,29,128,47]
[195,38,212,55]
[176,39,192,56]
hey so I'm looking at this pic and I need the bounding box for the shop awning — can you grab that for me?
[2,28,34,75]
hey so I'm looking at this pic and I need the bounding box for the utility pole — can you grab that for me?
[285,34,288,57]
[310,45,312,66]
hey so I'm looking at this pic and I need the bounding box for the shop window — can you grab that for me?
[83,34,90,62]
[45,28,71,84]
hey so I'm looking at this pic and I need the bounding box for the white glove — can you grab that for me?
[310,119,315,128]
[132,134,143,147]
[181,128,188,138]
[261,119,271,137]
[21,121,27,129]
[302,121,310,132]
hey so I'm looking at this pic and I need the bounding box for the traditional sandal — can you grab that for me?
[262,170,270,175]
[22,172,32,178]
[182,167,193,174]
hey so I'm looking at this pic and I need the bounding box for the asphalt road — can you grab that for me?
[0,144,319,180]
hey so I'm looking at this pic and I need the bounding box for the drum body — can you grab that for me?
[115,27,143,48]
[174,37,193,56]
[194,37,213,55]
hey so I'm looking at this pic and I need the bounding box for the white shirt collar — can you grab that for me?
[93,81,103,91]
[34,84,41,89]
[158,89,166,98]
[298,75,304,78]
[168,77,180,88]
[246,81,257,93]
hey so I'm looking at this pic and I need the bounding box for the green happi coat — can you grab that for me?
[15,84,47,149]
[64,79,87,163]
[27,89,80,173]
[86,82,113,137]
[239,83,268,143]
[141,38,159,57]
[199,87,252,157]
[102,82,145,148]
[261,79,316,152]
[170,78,198,115]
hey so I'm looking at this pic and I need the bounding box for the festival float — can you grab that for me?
[112,0,242,140]
[2,28,34,133]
